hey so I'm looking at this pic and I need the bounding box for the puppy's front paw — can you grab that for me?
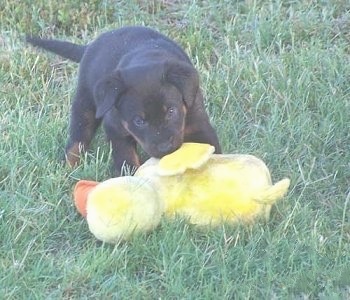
[65,142,85,167]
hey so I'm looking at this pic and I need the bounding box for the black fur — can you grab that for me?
[26,36,86,63]
[27,26,221,175]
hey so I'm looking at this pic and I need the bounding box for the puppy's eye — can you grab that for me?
[133,116,148,128]
[166,107,178,120]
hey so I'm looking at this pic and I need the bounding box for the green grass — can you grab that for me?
[1,0,349,298]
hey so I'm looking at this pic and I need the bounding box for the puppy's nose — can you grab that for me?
[157,137,174,154]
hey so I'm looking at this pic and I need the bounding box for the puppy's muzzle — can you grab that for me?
[157,136,175,154]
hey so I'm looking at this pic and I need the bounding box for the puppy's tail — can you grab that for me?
[26,36,87,63]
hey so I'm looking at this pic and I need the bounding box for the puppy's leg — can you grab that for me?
[185,123,222,154]
[184,93,222,153]
[185,110,222,154]
[103,123,140,176]
[65,88,101,166]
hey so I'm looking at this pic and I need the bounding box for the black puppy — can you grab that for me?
[27,26,221,175]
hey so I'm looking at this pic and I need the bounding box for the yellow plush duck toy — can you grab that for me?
[73,143,290,243]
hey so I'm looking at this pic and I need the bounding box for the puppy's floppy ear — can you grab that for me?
[93,71,125,118]
[164,61,199,107]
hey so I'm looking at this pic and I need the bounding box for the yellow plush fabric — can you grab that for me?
[136,152,290,226]
[86,177,163,243]
[74,143,290,243]
[158,143,215,176]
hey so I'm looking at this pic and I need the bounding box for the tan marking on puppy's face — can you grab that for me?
[121,120,144,147]
[118,85,187,158]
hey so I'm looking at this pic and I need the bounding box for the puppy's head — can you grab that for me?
[94,61,199,158]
